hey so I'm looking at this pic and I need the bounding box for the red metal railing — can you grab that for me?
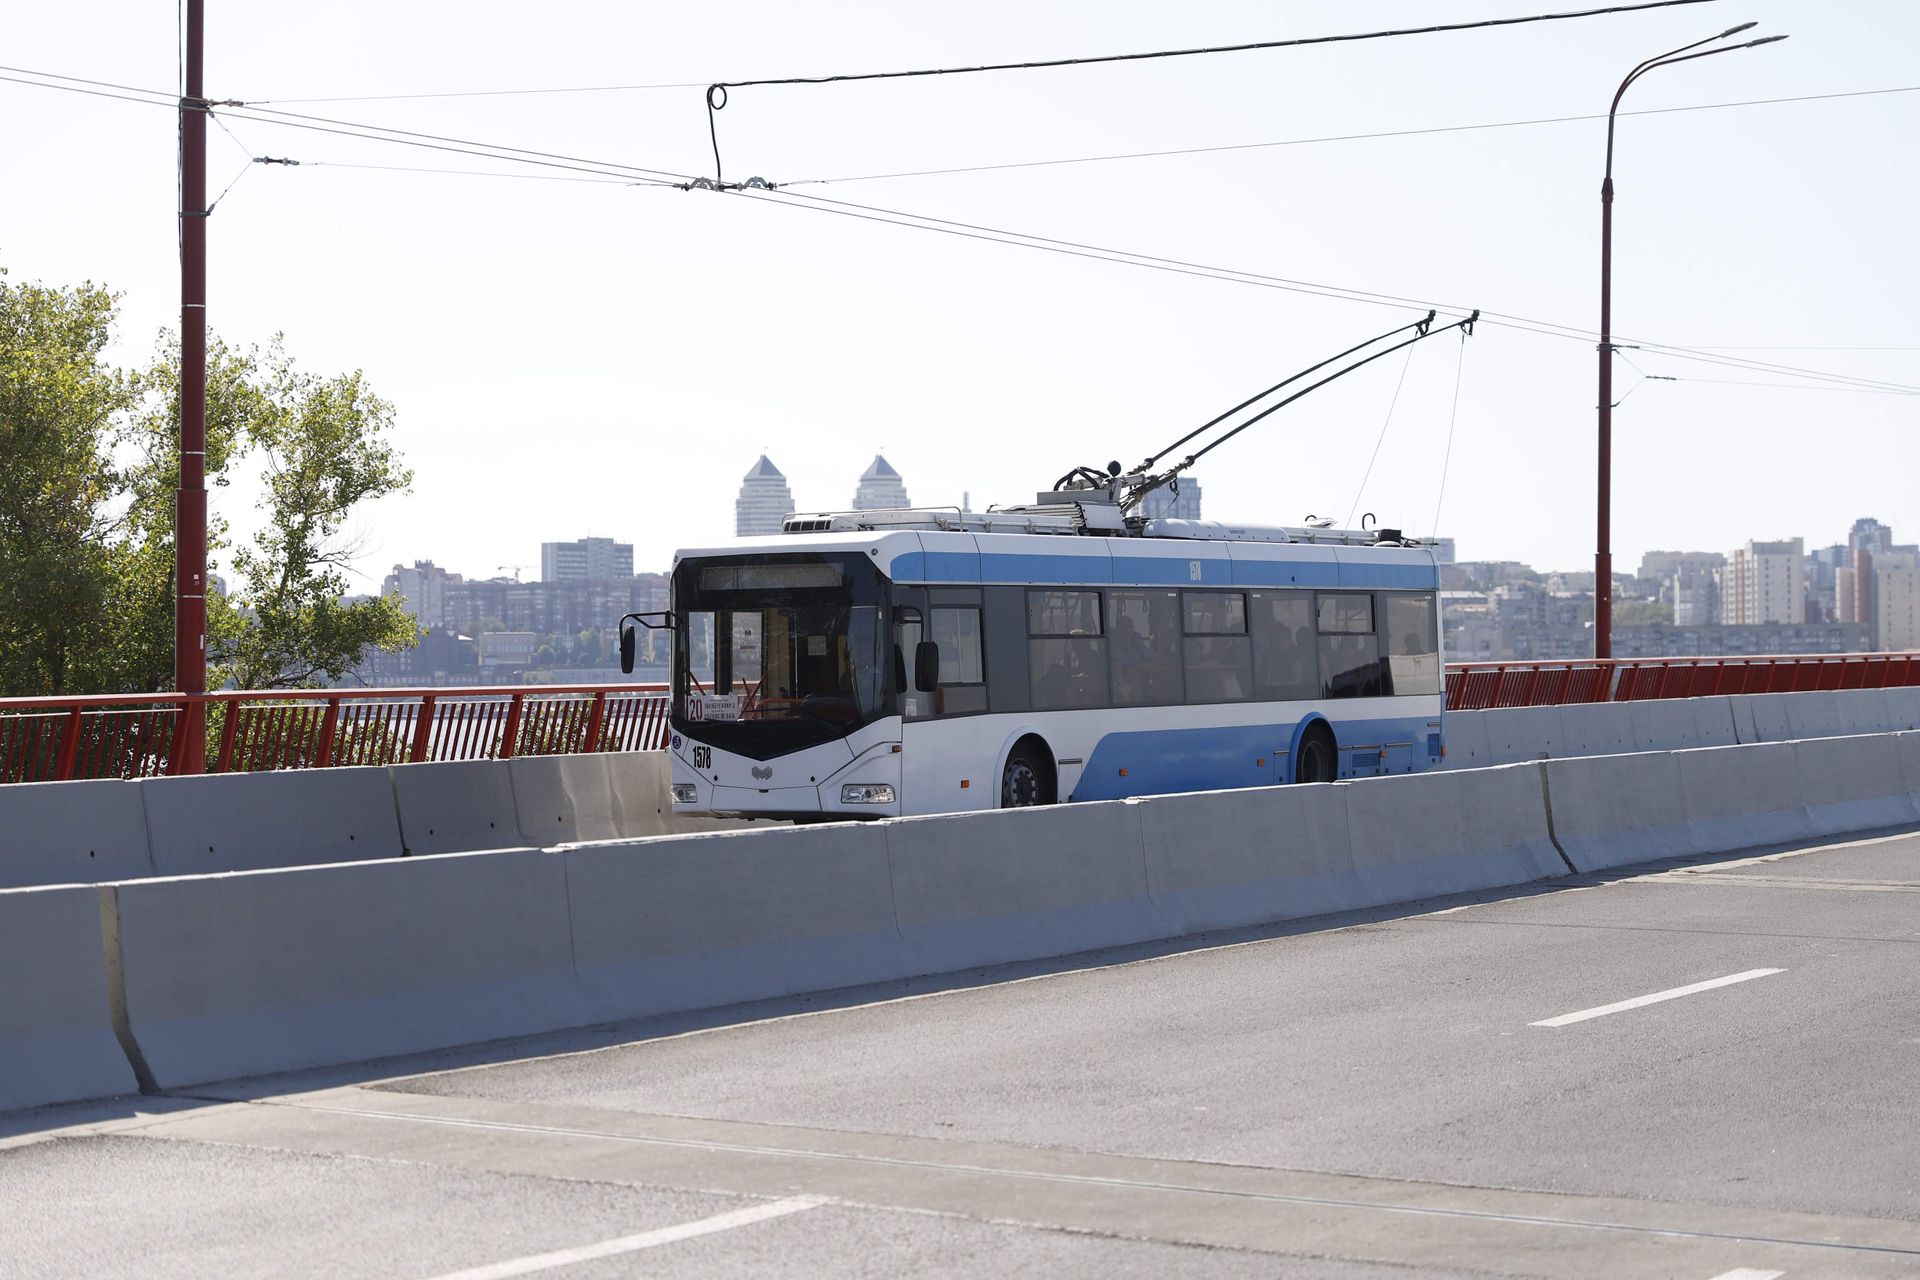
[1444,652,1920,711]
[0,684,672,784]
[5,654,1918,782]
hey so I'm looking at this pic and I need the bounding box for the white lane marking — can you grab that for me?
[424,1196,825,1279]
[1707,1269,1784,1280]
[1531,968,1785,1028]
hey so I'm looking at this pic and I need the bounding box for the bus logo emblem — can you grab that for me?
[1189,560,1202,581]
[751,766,773,781]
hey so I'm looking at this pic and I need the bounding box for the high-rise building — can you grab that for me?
[1139,476,1202,521]
[1874,550,1920,651]
[852,455,909,510]
[1638,550,1726,582]
[382,560,455,629]
[736,455,795,536]
[1672,570,1719,627]
[1724,538,1805,626]
[1850,517,1894,557]
[540,537,633,582]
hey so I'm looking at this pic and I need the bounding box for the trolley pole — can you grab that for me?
[175,0,209,771]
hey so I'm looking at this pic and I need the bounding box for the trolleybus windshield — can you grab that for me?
[672,553,891,758]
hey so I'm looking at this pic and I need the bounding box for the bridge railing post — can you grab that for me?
[582,691,608,754]
[409,694,437,764]
[313,696,342,769]
[213,698,240,773]
[54,705,84,781]
[498,692,525,760]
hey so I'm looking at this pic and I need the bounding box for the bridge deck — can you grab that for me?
[6,832,1917,1278]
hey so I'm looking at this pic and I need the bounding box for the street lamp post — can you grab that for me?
[1595,23,1786,659]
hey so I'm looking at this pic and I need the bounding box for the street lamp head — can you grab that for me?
[1720,21,1759,38]
[1746,33,1789,47]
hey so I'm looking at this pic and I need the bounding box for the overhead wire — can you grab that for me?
[714,0,1719,91]
[4,60,1916,398]
[746,187,1920,394]
[1430,332,1472,541]
[242,81,709,105]
[1347,344,1419,530]
[305,161,640,185]
[700,0,1722,182]
[780,84,1920,187]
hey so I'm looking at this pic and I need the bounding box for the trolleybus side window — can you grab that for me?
[1027,589,1108,710]
[1107,589,1181,707]
[1249,590,1318,701]
[1181,590,1252,703]
[928,606,988,715]
[1316,592,1382,699]
[1383,593,1442,696]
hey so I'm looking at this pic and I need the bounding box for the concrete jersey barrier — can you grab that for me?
[110,849,585,1090]
[0,885,139,1111]
[1556,703,1637,759]
[1137,783,1358,935]
[1674,741,1812,852]
[564,822,903,1026]
[15,719,1920,1109]
[0,778,154,889]
[1542,751,1698,874]
[1791,733,1918,837]
[140,767,403,876]
[390,758,525,856]
[1344,764,1567,898]
[886,800,1164,974]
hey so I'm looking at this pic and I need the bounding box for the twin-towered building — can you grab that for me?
[735,453,916,536]
[732,454,1205,535]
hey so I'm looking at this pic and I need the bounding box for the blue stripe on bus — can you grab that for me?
[1108,555,1233,585]
[1226,559,1341,588]
[915,551,980,581]
[1070,714,1439,800]
[977,552,1116,584]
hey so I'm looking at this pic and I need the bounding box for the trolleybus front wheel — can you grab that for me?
[1000,740,1054,808]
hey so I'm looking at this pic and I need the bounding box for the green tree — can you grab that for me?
[0,270,129,694]
[207,341,418,689]
[0,264,418,695]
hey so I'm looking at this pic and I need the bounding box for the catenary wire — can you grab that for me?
[243,81,709,105]
[1643,375,1917,395]
[1430,333,1471,540]
[781,85,1920,186]
[307,161,641,185]
[701,0,1723,181]
[207,155,255,213]
[1347,343,1419,530]
[713,0,1719,91]
[753,188,1920,394]
[3,65,1914,396]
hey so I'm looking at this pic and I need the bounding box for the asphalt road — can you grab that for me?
[5,830,1917,1278]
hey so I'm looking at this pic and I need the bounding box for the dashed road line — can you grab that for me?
[1532,968,1785,1028]
[421,1196,825,1279]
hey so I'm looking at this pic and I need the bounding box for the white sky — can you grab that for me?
[4,0,1915,587]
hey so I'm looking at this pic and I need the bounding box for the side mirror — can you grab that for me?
[619,623,636,674]
[914,640,940,693]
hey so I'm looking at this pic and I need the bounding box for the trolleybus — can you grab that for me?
[625,500,1443,821]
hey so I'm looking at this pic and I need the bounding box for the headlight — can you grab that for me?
[839,783,896,805]
[670,783,698,804]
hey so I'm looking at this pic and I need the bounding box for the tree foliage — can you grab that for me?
[0,265,418,695]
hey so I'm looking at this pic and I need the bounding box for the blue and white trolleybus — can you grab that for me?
[629,497,1443,821]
